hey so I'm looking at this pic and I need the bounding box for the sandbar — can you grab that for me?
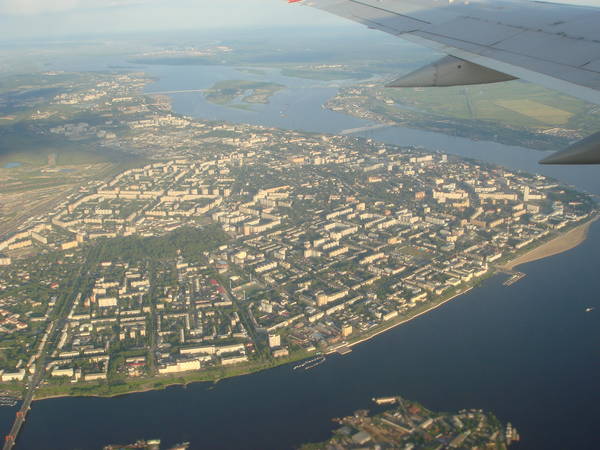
[501,217,597,271]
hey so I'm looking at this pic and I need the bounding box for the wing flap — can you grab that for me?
[317,0,426,34]
[583,59,600,73]
[419,17,522,47]
[492,31,600,68]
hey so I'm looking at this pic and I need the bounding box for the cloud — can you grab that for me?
[0,0,156,15]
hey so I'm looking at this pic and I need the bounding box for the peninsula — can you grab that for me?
[0,70,596,406]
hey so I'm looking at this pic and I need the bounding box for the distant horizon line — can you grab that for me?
[0,23,363,44]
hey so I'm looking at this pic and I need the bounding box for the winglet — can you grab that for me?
[540,131,600,164]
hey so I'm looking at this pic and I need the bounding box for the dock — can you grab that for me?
[336,346,353,355]
[503,272,526,287]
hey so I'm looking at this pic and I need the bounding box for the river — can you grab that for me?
[2,63,599,450]
[148,64,600,195]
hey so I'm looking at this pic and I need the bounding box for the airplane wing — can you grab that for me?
[289,0,600,164]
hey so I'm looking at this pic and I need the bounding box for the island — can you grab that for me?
[204,80,284,108]
[0,70,597,408]
[300,396,518,449]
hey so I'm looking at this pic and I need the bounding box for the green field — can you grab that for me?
[383,80,597,132]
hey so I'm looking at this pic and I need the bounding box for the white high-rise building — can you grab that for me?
[268,334,281,348]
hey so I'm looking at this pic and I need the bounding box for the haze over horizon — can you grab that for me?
[2,0,600,41]
[0,0,345,41]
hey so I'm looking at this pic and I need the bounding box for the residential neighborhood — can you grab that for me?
[0,70,595,398]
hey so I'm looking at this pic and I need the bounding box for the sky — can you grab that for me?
[0,0,345,40]
[1,0,600,40]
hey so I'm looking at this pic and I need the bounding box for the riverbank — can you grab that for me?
[31,347,323,402]
[501,217,598,271]
[329,286,475,355]
[27,218,597,403]
[31,286,480,402]
[327,219,600,355]
[18,219,600,450]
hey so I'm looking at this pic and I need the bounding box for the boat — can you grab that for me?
[0,396,19,407]
[0,400,17,407]
[304,356,326,370]
[585,307,595,312]
[293,355,326,371]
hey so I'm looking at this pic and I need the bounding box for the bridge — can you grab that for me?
[339,123,395,135]
[144,89,207,95]
[3,386,34,450]
[3,334,50,450]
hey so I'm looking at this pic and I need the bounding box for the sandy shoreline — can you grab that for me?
[333,217,598,354]
[500,216,597,271]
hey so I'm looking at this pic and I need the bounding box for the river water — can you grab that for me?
[2,64,599,450]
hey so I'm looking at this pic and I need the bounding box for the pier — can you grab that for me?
[336,346,352,355]
[503,272,526,287]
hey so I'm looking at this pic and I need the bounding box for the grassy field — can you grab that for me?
[494,99,573,125]
[382,80,597,132]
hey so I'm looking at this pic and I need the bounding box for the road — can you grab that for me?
[3,258,91,450]
[217,280,264,354]
[2,322,55,450]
